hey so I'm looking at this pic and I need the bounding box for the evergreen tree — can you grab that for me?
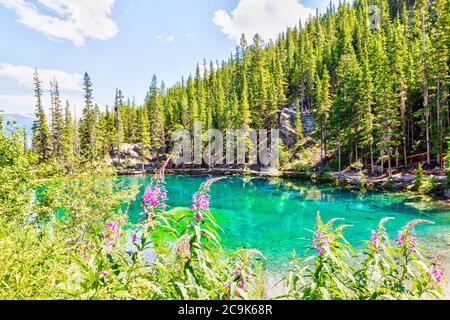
[314,68,332,164]
[371,31,400,176]
[295,99,303,143]
[240,66,251,129]
[50,80,64,159]
[78,72,97,163]
[413,0,432,165]
[332,53,361,171]
[147,75,165,153]
[389,18,409,167]
[113,89,124,164]
[195,64,207,127]
[31,68,52,161]
[186,75,198,128]
[137,106,151,170]
[61,100,75,170]
[17,0,447,174]
[430,0,450,162]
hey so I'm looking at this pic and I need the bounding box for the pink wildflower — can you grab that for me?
[193,211,203,221]
[103,220,122,249]
[190,192,210,222]
[395,231,405,246]
[312,232,333,254]
[396,230,417,253]
[427,267,444,285]
[142,185,168,211]
[409,237,417,251]
[369,231,380,249]
[105,221,119,233]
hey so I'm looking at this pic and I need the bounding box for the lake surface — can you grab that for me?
[120,175,450,268]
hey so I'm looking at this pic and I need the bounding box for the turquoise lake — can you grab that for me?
[121,175,450,267]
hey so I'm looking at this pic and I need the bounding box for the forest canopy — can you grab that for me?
[21,0,450,175]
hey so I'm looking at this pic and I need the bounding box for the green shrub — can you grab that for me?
[418,177,437,195]
[66,170,265,300]
[277,141,291,169]
[409,163,426,192]
[281,214,445,300]
[414,163,424,189]
[0,133,447,300]
[290,160,311,172]
[350,161,364,171]
[408,163,437,195]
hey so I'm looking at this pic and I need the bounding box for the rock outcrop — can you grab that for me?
[109,143,147,167]
[279,105,314,148]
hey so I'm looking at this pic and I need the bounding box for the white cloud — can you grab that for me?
[0,63,84,115]
[0,63,82,91]
[213,0,315,44]
[155,34,176,43]
[0,93,84,115]
[0,95,38,110]
[0,0,118,46]
[0,94,52,115]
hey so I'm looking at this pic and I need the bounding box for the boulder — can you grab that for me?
[373,166,384,175]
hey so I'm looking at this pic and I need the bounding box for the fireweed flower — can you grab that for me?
[190,192,210,222]
[233,263,252,291]
[427,267,444,285]
[395,231,405,246]
[409,237,417,251]
[140,181,168,232]
[369,231,381,249]
[103,220,123,250]
[142,185,168,211]
[395,219,433,253]
[312,231,334,254]
[395,229,417,253]
[190,194,210,210]
[105,221,119,233]
[193,211,203,221]
[370,231,378,245]
[189,178,224,223]
[235,265,242,276]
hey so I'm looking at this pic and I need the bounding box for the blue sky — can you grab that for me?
[0,0,337,116]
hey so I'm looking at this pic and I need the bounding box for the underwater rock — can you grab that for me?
[402,195,433,203]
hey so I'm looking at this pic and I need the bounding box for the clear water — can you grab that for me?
[120,175,450,268]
